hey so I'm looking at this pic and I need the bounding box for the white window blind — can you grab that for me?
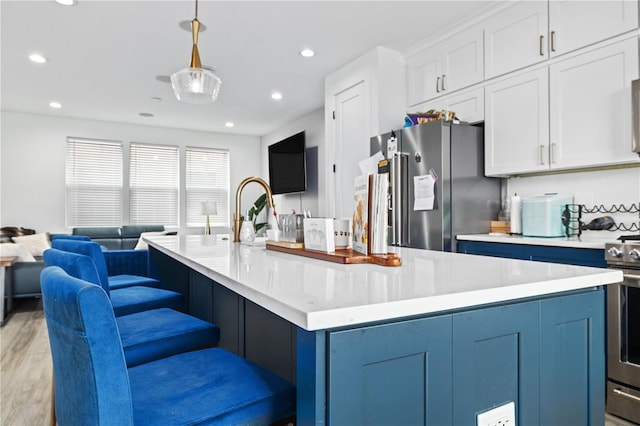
[66,138,123,227]
[129,143,179,226]
[185,147,230,227]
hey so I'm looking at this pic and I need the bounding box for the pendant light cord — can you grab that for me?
[194,0,198,20]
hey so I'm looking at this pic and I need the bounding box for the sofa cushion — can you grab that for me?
[12,233,50,257]
[0,243,36,262]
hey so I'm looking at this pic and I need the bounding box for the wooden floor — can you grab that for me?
[1,297,638,426]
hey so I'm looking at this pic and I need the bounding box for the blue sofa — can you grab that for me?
[10,225,166,299]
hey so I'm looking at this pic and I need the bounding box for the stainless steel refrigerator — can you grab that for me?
[370,120,500,252]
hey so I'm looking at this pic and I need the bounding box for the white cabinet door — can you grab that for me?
[484,1,548,79]
[331,81,370,220]
[485,68,550,176]
[406,45,441,107]
[549,0,639,57]
[406,27,484,107]
[550,38,640,170]
[440,26,484,94]
[441,86,485,124]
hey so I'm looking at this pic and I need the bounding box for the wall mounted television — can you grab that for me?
[268,131,307,195]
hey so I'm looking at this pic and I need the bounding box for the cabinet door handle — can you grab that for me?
[436,76,440,93]
[539,35,544,56]
[539,145,545,165]
[550,143,556,164]
[551,31,556,52]
[441,74,446,91]
[613,389,640,403]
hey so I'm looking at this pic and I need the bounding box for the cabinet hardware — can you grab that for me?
[551,31,556,52]
[539,145,545,165]
[539,35,544,56]
[442,74,446,91]
[550,143,556,163]
[436,76,440,93]
[332,110,335,120]
[613,388,640,403]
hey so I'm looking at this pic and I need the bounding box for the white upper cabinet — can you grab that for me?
[485,68,550,176]
[406,26,484,107]
[549,37,640,169]
[484,0,639,79]
[548,0,639,57]
[484,2,548,79]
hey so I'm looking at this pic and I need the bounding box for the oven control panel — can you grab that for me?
[605,242,640,267]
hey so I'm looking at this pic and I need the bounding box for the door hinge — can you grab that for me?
[332,111,335,120]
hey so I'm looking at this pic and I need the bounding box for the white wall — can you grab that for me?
[507,166,640,234]
[261,107,324,221]
[0,111,263,234]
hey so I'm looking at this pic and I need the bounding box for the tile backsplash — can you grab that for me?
[507,167,640,235]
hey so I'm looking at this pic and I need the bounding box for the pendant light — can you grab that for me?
[171,0,222,103]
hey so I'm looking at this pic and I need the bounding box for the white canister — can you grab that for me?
[333,218,351,249]
[510,194,522,234]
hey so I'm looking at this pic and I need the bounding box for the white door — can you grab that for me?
[406,46,441,107]
[485,67,550,176]
[549,0,639,57]
[332,81,369,220]
[440,26,484,93]
[484,1,548,79]
[440,86,484,124]
[550,38,640,169]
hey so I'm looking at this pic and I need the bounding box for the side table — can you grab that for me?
[0,256,18,326]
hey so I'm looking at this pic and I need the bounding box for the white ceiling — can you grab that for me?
[1,0,498,136]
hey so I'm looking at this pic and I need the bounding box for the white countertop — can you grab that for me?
[457,232,626,249]
[145,235,622,331]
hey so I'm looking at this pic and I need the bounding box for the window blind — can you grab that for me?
[185,147,230,227]
[66,138,123,227]
[129,143,179,226]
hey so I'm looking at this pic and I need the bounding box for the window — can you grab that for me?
[129,143,179,226]
[65,138,123,226]
[185,147,230,227]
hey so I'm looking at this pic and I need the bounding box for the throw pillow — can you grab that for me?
[12,232,50,257]
[0,243,36,262]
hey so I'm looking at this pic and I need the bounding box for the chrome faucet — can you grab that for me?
[233,177,275,242]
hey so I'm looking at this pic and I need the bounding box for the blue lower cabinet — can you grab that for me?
[457,240,607,268]
[328,315,453,425]
[539,289,605,426]
[452,301,540,425]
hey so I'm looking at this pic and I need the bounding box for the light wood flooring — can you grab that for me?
[1,298,638,426]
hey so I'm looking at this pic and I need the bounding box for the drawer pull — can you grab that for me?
[613,388,640,402]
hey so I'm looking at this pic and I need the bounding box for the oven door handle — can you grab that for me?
[622,272,640,287]
[613,388,640,402]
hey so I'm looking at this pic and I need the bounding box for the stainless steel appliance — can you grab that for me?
[370,121,500,251]
[605,236,640,424]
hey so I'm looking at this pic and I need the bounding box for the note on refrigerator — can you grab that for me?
[413,174,436,211]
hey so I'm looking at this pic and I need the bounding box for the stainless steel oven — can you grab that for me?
[605,239,640,424]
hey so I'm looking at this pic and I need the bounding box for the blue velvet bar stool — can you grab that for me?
[51,237,161,290]
[43,248,220,366]
[41,266,296,426]
[50,240,183,316]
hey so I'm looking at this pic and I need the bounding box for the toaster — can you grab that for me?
[521,193,573,237]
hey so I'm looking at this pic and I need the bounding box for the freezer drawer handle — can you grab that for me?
[613,388,640,403]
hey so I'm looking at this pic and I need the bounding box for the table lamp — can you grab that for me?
[201,201,218,235]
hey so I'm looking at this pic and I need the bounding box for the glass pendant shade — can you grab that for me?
[171,67,221,103]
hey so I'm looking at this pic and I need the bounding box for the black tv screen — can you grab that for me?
[268,131,307,195]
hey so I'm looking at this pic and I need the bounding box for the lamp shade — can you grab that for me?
[201,201,218,215]
[171,67,222,103]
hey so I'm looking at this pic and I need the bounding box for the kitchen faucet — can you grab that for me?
[233,177,275,242]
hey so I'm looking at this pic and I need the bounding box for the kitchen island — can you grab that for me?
[145,235,622,425]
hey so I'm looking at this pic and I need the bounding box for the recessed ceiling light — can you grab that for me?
[150,97,163,102]
[49,101,62,109]
[155,75,171,84]
[54,0,75,5]
[225,122,234,128]
[300,49,315,57]
[271,92,283,100]
[139,112,154,117]
[29,54,47,64]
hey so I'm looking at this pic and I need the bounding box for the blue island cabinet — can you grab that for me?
[313,289,604,426]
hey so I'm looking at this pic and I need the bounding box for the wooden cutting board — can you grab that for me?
[265,243,401,267]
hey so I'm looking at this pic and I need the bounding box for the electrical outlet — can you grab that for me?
[476,401,516,426]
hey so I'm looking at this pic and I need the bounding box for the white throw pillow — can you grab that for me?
[134,231,169,250]
[0,243,36,262]
[12,233,50,257]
